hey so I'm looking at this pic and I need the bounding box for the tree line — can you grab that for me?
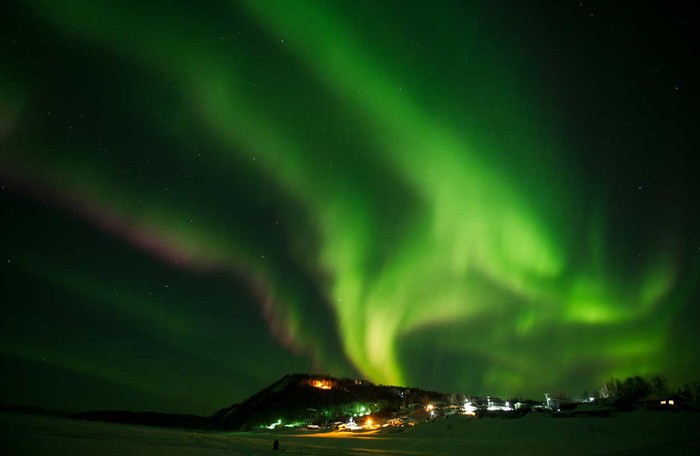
[597,375,700,403]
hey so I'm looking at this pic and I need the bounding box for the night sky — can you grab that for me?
[1,1,699,415]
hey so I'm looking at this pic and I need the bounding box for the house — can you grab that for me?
[636,392,689,410]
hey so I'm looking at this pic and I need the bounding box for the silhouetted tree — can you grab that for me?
[650,376,667,393]
[685,381,700,402]
[599,376,654,402]
[677,381,700,401]
[599,377,622,399]
[619,376,651,402]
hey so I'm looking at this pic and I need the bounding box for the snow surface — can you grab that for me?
[1,411,699,455]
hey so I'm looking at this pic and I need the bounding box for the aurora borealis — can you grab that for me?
[1,1,698,414]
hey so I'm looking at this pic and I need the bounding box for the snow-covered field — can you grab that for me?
[1,410,699,455]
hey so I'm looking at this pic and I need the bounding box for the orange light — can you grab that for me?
[311,379,332,390]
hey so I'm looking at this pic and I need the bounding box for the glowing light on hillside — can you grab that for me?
[362,416,380,430]
[464,400,476,416]
[311,379,332,390]
[346,417,361,431]
[266,419,282,429]
[426,403,436,420]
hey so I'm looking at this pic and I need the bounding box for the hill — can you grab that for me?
[210,373,447,430]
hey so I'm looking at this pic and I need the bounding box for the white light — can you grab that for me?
[344,417,362,431]
[464,400,476,416]
[266,419,282,429]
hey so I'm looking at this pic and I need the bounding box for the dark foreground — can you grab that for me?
[2,411,700,455]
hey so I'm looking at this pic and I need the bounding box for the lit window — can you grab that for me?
[668,400,674,405]
[660,400,667,405]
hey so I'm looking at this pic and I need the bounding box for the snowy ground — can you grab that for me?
[1,410,699,455]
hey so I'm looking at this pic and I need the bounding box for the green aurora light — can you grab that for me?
[0,0,698,413]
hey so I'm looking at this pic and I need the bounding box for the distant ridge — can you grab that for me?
[0,404,209,430]
[0,404,67,417]
[70,410,210,429]
[2,373,450,431]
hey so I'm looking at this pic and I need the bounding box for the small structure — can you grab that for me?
[341,417,361,431]
[383,418,405,427]
[636,392,688,410]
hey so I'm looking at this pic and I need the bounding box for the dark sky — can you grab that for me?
[1,0,698,415]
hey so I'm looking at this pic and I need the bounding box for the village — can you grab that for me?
[260,375,694,433]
